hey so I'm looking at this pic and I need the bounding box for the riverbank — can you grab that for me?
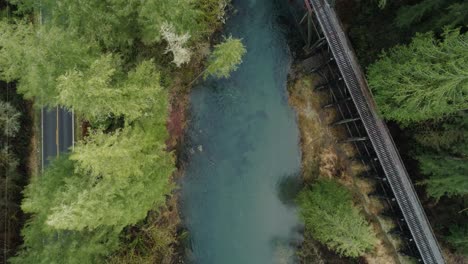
[179,0,303,263]
[104,7,234,264]
[286,69,403,263]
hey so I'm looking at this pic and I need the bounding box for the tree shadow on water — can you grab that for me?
[276,171,302,207]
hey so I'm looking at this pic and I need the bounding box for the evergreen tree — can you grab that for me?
[413,113,467,153]
[138,0,201,45]
[11,156,120,264]
[368,29,468,124]
[297,179,376,257]
[204,36,246,79]
[20,119,174,231]
[9,0,208,48]
[418,153,468,200]
[446,224,468,255]
[57,55,163,122]
[412,113,468,200]
[0,20,98,106]
[396,0,468,31]
[0,101,20,137]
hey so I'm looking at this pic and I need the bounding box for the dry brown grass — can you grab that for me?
[288,72,401,263]
[288,74,328,182]
[319,146,347,179]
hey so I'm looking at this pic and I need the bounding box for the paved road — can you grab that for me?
[41,107,74,169]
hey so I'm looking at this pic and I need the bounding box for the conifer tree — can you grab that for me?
[0,101,20,137]
[0,20,98,106]
[297,180,376,257]
[396,0,468,30]
[204,36,246,79]
[368,29,468,124]
[57,55,163,122]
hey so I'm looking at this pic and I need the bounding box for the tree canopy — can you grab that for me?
[446,224,468,255]
[0,20,99,106]
[2,0,243,262]
[10,156,121,264]
[368,29,468,124]
[0,100,20,137]
[395,0,468,31]
[57,55,164,122]
[9,0,202,49]
[297,179,376,257]
[413,113,468,200]
[204,36,246,79]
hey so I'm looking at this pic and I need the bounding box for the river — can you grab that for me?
[181,0,302,263]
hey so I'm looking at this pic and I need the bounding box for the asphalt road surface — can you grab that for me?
[42,107,73,169]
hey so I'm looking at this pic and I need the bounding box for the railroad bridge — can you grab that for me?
[297,0,446,263]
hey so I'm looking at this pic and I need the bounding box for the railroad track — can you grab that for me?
[306,0,445,263]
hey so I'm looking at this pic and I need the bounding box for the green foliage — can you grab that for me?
[4,0,235,262]
[19,121,174,232]
[413,113,468,200]
[204,36,246,79]
[377,0,387,9]
[418,153,468,200]
[10,216,120,264]
[57,55,163,122]
[368,29,468,124]
[11,156,120,263]
[106,207,178,264]
[0,20,98,106]
[138,0,201,45]
[396,0,468,30]
[446,225,468,255]
[0,100,20,137]
[9,0,224,49]
[297,179,376,258]
[413,114,468,152]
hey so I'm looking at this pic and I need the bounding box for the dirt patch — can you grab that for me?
[28,104,40,178]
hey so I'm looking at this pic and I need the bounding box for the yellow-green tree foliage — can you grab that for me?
[0,20,98,106]
[297,180,376,257]
[57,55,163,122]
[204,36,246,79]
[9,0,209,48]
[10,156,121,264]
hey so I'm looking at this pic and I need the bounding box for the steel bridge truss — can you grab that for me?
[300,0,445,263]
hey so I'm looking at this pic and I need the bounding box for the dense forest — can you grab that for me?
[346,0,467,257]
[0,0,466,263]
[0,0,245,263]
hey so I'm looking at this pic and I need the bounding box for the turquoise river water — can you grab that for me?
[181,0,303,263]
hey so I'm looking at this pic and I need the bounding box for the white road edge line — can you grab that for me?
[72,109,75,150]
[41,107,44,173]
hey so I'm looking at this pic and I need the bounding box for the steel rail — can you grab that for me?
[306,0,445,263]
